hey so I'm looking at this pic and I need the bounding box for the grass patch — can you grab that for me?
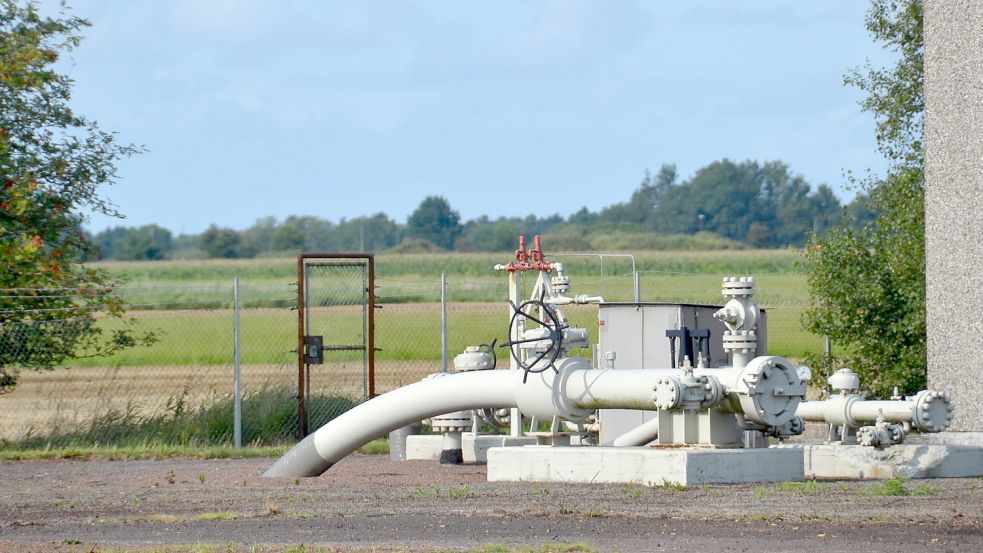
[777,480,822,496]
[869,475,909,497]
[2,386,355,449]
[192,511,240,521]
[356,438,389,455]
[651,478,686,491]
[912,483,942,496]
[621,483,643,498]
[463,545,594,553]
[0,443,285,461]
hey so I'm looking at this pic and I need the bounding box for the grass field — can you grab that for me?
[95,249,808,307]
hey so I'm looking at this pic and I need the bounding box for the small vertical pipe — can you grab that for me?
[633,271,641,303]
[233,277,242,449]
[440,272,448,373]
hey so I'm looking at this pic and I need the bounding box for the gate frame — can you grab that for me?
[297,253,375,438]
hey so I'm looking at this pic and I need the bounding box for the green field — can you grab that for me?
[78,249,821,367]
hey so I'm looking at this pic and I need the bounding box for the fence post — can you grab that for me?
[233,276,242,449]
[441,272,448,373]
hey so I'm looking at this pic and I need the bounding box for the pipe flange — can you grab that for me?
[913,390,955,432]
[701,374,724,408]
[431,410,472,432]
[722,330,757,353]
[721,276,756,297]
[652,376,682,410]
[737,356,806,426]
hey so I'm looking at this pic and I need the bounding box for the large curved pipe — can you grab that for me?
[264,370,517,477]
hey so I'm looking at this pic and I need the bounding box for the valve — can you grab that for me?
[857,411,906,447]
[500,295,566,383]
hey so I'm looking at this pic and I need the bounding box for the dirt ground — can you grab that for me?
[1,455,981,552]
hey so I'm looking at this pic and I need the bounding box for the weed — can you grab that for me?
[741,513,769,522]
[584,508,607,518]
[166,470,176,485]
[751,486,766,498]
[655,478,686,491]
[530,486,551,496]
[777,480,821,496]
[449,484,475,499]
[913,483,941,496]
[869,475,909,497]
[356,438,389,455]
[411,484,442,499]
[293,478,300,486]
[621,483,643,499]
[472,545,510,553]
[134,513,184,523]
[193,511,239,521]
[61,539,82,545]
[198,473,206,484]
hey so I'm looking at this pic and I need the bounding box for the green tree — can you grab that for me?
[200,224,241,258]
[110,225,172,260]
[0,1,151,392]
[802,0,924,397]
[406,196,461,250]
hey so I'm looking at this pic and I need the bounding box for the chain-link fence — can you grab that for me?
[0,263,824,449]
[0,283,298,448]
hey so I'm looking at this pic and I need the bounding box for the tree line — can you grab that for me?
[91,159,874,261]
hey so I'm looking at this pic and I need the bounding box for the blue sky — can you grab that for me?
[49,1,894,235]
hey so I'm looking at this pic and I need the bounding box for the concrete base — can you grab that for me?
[462,434,539,463]
[486,446,804,486]
[780,444,983,480]
[405,435,443,461]
[405,434,538,463]
[907,432,983,447]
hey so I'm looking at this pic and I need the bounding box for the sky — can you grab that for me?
[45,1,896,235]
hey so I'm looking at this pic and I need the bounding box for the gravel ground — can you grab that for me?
[1,455,981,552]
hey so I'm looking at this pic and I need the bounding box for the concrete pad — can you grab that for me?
[405,435,443,461]
[406,434,539,463]
[462,434,539,464]
[486,446,804,486]
[780,444,983,480]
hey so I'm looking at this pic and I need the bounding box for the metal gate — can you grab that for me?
[297,254,375,437]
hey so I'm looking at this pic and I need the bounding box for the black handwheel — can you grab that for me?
[499,295,565,383]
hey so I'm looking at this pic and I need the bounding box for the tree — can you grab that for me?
[200,224,241,258]
[0,1,151,392]
[406,196,461,250]
[108,225,172,260]
[802,0,924,397]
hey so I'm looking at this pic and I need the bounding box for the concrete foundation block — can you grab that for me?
[405,435,443,461]
[781,444,983,480]
[406,434,540,463]
[486,446,804,486]
[462,433,539,464]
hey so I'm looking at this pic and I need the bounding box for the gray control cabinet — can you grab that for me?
[596,302,767,445]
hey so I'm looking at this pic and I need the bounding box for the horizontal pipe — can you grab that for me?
[264,370,517,477]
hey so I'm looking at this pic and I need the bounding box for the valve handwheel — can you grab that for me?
[500,295,565,383]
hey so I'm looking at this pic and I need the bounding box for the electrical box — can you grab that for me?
[596,302,767,445]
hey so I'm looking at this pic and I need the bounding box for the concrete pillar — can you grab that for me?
[924,1,983,434]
